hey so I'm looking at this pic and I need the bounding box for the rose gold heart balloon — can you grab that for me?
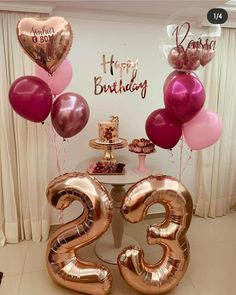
[183,47,202,71]
[200,45,215,66]
[17,17,73,74]
[167,45,185,70]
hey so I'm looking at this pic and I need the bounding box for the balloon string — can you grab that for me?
[167,149,179,171]
[179,136,184,182]
[44,123,61,174]
[182,149,193,174]
[43,121,64,225]
[61,139,69,168]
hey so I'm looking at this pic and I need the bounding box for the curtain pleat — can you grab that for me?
[0,11,50,245]
[195,28,236,217]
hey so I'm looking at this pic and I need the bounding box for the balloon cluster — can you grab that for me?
[8,16,89,139]
[46,173,193,295]
[146,22,222,150]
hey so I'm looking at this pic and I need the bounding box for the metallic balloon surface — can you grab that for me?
[164,73,205,123]
[51,92,90,138]
[167,45,215,71]
[200,46,215,66]
[183,47,202,71]
[167,45,185,70]
[17,16,73,74]
[118,175,193,294]
[46,172,113,295]
[145,108,182,149]
[163,70,197,93]
[9,75,52,122]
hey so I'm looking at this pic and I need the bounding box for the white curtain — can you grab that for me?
[195,28,236,217]
[0,11,50,245]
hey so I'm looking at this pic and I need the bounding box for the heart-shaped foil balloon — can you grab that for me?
[183,47,203,71]
[200,46,215,66]
[17,16,73,75]
[167,45,185,70]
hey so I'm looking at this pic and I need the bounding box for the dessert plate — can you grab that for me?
[87,162,125,175]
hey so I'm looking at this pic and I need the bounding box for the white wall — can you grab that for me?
[49,15,204,224]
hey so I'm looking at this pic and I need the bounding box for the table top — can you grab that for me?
[77,154,160,186]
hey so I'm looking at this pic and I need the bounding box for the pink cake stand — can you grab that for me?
[133,152,154,174]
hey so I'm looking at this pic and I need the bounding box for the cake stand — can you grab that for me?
[89,138,128,163]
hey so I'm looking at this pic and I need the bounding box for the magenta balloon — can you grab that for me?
[51,92,90,138]
[145,108,182,149]
[9,76,52,122]
[164,73,205,123]
[35,59,72,96]
[163,70,198,93]
[183,109,222,150]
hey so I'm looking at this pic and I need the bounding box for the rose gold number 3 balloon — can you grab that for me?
[118,175,193,294]
[46,172,113,295]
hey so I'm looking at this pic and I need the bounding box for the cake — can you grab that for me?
[98,116,119,143]
[128,138,155,154]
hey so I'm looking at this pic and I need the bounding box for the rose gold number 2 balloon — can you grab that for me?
[46,172,113,295]
[118,175,193,294]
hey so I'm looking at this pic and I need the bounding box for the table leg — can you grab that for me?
[110,185,126,248]
[94,184,140,264]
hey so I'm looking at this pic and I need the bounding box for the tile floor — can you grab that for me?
[0,212,236,295]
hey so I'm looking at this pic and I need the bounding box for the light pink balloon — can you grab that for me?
[35,59,72,96]
[183,109,222,150]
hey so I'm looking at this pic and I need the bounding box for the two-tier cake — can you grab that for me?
[98,116,119,143]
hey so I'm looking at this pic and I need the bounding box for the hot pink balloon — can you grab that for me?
[145,108,182,149]
[35,59,72,96]
[51,92,90,138]
[164,73,205,123]
[163,70,198,93]
[183,109,222,150]
[9,76,52,122]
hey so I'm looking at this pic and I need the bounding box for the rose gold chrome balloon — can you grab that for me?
[46,172,113,295]
[51,93,90,139]
[200,46,215,66]
[17,17,73,74]
[167,45,185,70]
[118,175,193,294]
[183,47,203,71]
